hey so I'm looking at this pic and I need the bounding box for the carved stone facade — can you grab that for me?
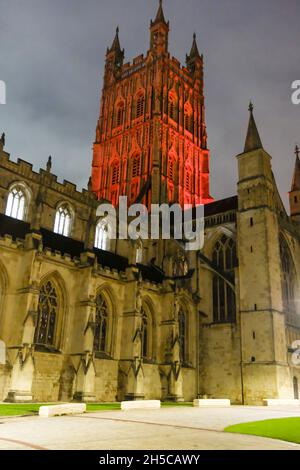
[0,2,299,404]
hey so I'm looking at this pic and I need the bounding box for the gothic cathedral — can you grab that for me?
[0,2,299,404]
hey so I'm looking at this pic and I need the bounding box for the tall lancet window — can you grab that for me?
[95,219,110,251]
[136,93,145,119]
[141,308,149,359]
[280,236,296,316]
[212,235,237,323]
[54,203,72,237]
[35,280,58,346]
[5,185,27,221]
[136,239,143,264]
[93,294,109,353]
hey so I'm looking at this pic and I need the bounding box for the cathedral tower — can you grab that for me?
[91,1,213,208]
[237,104,291,403]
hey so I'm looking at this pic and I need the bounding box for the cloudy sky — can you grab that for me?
[0,0,299,206]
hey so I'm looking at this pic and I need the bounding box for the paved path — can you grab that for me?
[0,406,299,450]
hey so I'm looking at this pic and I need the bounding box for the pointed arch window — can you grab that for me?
[111,161,120,186]
[168,157,175,182]
[212,235,237,323]
[116,102,124,127]
[141,308,149,358]
[132,154,141,178]
[169,94,178,122]
[5,185,27,221]
[136,93,145,119]
[184,105,193,133]
[136,239,143,264]
[280,236,296,316]
[54,203,72,237]
[35,281,58,346]
[178,309,186,363]
[93,294,109,353]
[185,170,192,192]
[95,219,110,251]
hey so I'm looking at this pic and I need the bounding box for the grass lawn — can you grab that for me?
[0,401,192,416]
[225,417,300,444]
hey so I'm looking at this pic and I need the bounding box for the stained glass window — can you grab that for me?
[93,294,108,352]
[5,186,26,220]
[212,236,236,323]
[54,204,72,236]
[35,281,58,346]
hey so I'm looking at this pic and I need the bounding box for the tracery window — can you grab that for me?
[173,252,189,277]
[35,281,58,346]
[184,106,193,133]
[212,235,237,323]
[54,204,72,237]
[136,94,145,119]
[5,185,26,221]
[169,95,178,121]
[280,236,296,315]
[111,162,120,186]
[93,294,109,353]
[141,308,149,358]
[95,219,110,251]
[116,102,124,127]
[185,170,192,192]
[132,154,141,178]
[168,158,175,182]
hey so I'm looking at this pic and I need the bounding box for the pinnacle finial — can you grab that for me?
[46,155,52,172]
[116,25,119,35]
[152,0,168,26]
[244,102,263,153]
[0,132,5,147]
[295,144,300,160]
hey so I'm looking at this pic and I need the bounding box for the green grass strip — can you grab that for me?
[225,417,300,444]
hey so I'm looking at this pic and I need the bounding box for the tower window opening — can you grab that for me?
[185,171,191,192]
[111,162,120,186]
[132,155,141,178]
[116,103,124,127]
[168,158,175,182]
[136,94,145,119]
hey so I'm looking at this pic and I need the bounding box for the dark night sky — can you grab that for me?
[0,0,299,207]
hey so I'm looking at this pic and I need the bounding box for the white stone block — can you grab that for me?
[193,399,231,407]
[39,403,86,417]
[121,400,161,410]
[263,399,300,407]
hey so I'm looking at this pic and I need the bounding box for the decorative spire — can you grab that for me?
[189,33,201,59]
[152,0,168,26]
[291,144,300,191]
[108,26,122,54]
[46,155,52,172]
[0,132,5,148]
[186,33,202,74]
[244,102,263,153]
[88,176,92,192]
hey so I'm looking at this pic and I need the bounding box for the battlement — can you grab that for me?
[0,149,97,207]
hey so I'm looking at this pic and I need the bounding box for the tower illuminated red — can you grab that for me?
[91,1,213,208]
